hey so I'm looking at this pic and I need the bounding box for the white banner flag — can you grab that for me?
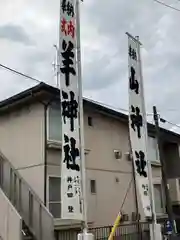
[127,34,152,217]
[59,0,83,220]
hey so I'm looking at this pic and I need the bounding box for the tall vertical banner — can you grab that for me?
[127,33,152,217]
[59,0,83,220]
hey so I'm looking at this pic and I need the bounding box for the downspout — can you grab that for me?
[44,104,48,206]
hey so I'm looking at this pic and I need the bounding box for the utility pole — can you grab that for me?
[153,106,176,235]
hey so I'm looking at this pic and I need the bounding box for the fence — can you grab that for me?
[57,222,150,240]
[90,222,150,240]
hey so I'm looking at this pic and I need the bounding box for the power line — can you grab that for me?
[0,63,43,84]
[160,117,180,129]
[153,0,180,12]
[84,98,155,116]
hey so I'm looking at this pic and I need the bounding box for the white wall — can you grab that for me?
[0,188,22,240]
[0,103,45,201]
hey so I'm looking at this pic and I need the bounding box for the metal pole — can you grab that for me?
[153,106,176,235]
[128,135,141,238]
[76,0,88,233]
[136,36,157,239]
[53,45,60,88]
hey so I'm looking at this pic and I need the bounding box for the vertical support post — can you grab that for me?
[0,158,3,187]
[76,0,88,234]
[39,204,43,240]
[136,36,157,240]
[18,178,22,213]
[9,167,13,201]
[14,173,17,206]
[153,106,176,235]
[29,191,33,228]
[128,135,141,238]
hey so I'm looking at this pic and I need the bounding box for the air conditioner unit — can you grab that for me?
[124,152,132,161]
[132,212,141,221]
[114,150,122,160]
[121,213,129,222]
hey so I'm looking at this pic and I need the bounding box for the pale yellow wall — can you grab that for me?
[0,103,45,201]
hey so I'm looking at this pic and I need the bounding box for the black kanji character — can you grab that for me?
[67,176,73,183]
[63,134,80,171]
[75,187,81,196]
[61,0,67,13]
[66,1,74,17]
[62,90,78,132]
[130,105,142,138]
[74,176,80,184]
[67,184,73,198]
[60,40,76,87]
[129,66,139,94]
[61,0,74,17]
[129,45,137,61]
[68,206,74,213]
[142,184,148,196]
[135,150,147,177]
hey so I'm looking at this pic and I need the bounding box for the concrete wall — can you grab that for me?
[46,107,163,226]
[45,105,165,226]
[0,103,45,201]
[164,142,180,178]
[168,178,180,204]
[0,99,164,227]
[83,109,138,226]
[0,188,22,240]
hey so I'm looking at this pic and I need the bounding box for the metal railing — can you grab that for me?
[89,222,150,240]
[56,222,150,240]
[0,152,54,240]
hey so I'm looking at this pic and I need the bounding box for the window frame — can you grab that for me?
[88,116,93,127]
[90,179,96,194]
[153,178,165,215]
[47,175,61,219]
[148,135,160,164]
[47,104,62,144]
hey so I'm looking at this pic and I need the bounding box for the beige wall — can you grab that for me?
[0,100,163,227]
[45,106,163,226]
[0,103,45,201]
[0,188,22,240]
[84,109,145,226]
[46,108,151,226]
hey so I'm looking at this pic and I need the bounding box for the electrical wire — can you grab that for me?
[153,0,180,12]
[2,64,180,132]
[160,117,180,130]
[120,177,133,211]
[0,63,44,84]
[84,97,155,116]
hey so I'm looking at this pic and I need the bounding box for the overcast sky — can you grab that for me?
[0,0,180,132]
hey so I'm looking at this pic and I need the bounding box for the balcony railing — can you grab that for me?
[0,152,54,240]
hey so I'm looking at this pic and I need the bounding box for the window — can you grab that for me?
[90,180,96,194]
[154,184,164,214]
[148,136,159,163]
[48,176,61,218]
[88,116,93,126]
[48,104,62,142]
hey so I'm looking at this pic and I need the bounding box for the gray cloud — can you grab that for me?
[0,24,34,45]
[0,0,180,132]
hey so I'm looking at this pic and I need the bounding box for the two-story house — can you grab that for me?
[0,82,180,240]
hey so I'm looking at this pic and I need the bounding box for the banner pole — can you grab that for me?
[76,0,88,233]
